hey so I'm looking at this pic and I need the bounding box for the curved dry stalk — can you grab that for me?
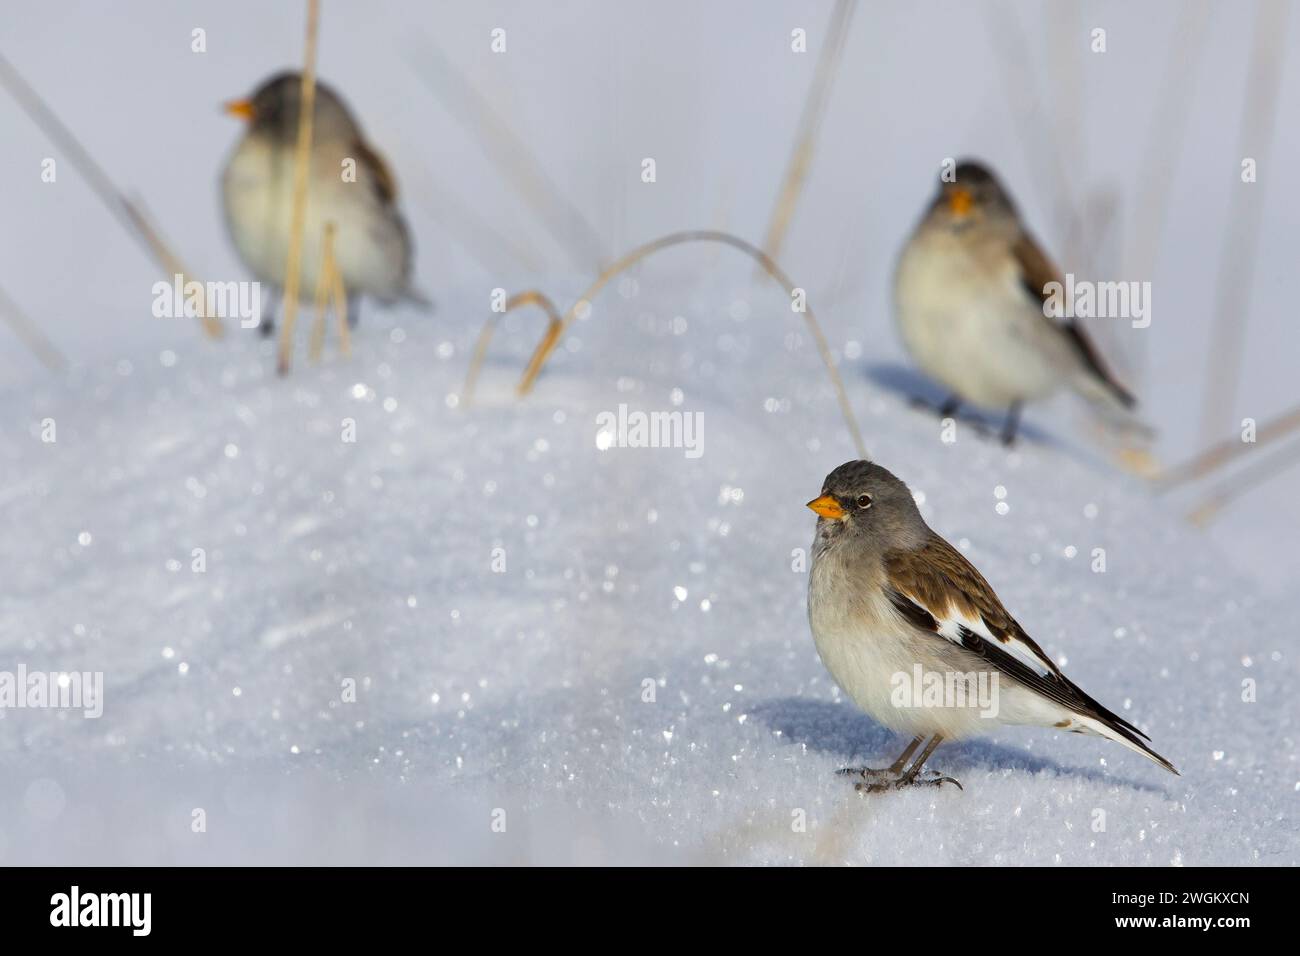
[1159,401,1300,490]
[462,291,562,405]
[275,0,321,376]
[508,229,867,459]
[1188,434,1300,527]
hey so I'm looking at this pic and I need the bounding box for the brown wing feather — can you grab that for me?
[885,535,1060,678]
[1012,232,1135,409]
[353,139,398,205]
[885,535,1154,743]
[1011,230,1064,310]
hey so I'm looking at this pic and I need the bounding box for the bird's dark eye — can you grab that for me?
[856,494,872,509]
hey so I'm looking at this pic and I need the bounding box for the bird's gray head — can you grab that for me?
[224,72,359,142]
[928,159,1017,227]
[807,460,929,552]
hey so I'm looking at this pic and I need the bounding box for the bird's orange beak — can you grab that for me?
[223,99,255,121]
[806,494,846,519]
[947,187,973,218]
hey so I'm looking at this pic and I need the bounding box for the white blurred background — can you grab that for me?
[2,0,1297,588]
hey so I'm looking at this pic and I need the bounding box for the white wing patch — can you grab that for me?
[897,589,1057,679]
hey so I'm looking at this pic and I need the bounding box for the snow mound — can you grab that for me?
[1,279,1293,865]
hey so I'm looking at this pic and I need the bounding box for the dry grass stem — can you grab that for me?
[0,51,222,339]
[1160,402,1300,490]
[759,0,856,266]
[985,2,1077,241]
[1196,0,1289,444]
[332,257,351,358]
[405,37,607,273]
[275,0,322,376]
[1125,0,1211,386]
[308,223,337,363]
[0,282,69,372]
[1187,435,1300,526]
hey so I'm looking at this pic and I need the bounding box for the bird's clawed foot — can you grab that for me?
[909,394,1027,447]
[836,766,900,791]
[1000,401,1023,447]
[910,394,1002,439]
[837,766,963,793]
[909,394,961,420]
[837,734,962,794]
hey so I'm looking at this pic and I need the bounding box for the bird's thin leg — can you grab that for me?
[836,735,922,781]
[848,734,963,793]
[909,394,1003,440]
[902,734,944,780]
[899,734,962,791]
[346,294,360,329]
[259,287,282,338]
[909,393,961,420]
[887,735,925,774]
[1000,401,1023,446]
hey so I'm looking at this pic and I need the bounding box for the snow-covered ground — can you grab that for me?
[1,280,1294,865]
[1,1,1297,864]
